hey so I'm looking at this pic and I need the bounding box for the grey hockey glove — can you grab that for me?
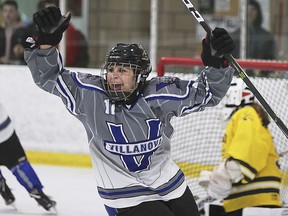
[201,27,235,69]
[32,6,71,46]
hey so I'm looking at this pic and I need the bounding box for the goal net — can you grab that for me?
[157,57,288,206]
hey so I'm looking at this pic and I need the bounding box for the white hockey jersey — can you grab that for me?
[0,103,14,143]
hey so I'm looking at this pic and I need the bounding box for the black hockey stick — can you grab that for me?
[181,0,288,140]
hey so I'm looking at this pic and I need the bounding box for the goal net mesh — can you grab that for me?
[158,58,288,206]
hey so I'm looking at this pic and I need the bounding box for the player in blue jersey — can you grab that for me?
[0,103,56,211]
[24,6,235,216]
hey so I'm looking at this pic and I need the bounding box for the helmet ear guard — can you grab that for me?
[101,43,151,104]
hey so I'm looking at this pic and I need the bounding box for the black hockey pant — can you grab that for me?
[116,187,200,216]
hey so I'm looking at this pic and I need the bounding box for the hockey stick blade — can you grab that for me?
[181,0,288,140]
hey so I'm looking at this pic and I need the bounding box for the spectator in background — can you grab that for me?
[0,103,56,211]
[231,0,277,77]
[199,78,282,216]
[65,1,89,67]
[0,0,28,65]
[27,0,89,67]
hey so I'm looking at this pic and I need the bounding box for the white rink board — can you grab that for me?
[0,65,97,154]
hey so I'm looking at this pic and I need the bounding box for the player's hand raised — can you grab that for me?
[33,6,71,46]
[201,27,235,69]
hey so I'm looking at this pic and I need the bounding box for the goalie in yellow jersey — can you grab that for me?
[199,77,282,216]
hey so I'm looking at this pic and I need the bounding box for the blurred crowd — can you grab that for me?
[0,0,283,77]
[0,0,89,67]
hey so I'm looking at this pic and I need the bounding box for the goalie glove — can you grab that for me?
[198,170,230,199]
[201,159,243,199]
[32,6,71,47]
[201,27,235,69]
[207,163,232,199]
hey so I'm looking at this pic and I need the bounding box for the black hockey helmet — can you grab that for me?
[101,43,152,104]
[106,43,151,77]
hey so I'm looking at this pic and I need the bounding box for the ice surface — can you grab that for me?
[0,165,107,216]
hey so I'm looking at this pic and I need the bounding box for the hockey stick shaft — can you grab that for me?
[181,0,288,140]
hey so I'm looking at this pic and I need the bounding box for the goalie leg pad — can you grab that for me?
[243,207,288,216]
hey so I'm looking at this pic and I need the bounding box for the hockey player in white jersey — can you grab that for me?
[0,103,56,211]
[24,6,235,216]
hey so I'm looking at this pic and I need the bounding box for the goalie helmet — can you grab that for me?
[101,43,152,104]
[220,77,255,121]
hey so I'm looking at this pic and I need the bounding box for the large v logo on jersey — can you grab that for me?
[106,119,162,172]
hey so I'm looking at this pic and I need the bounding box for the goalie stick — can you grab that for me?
[181,0,288,140]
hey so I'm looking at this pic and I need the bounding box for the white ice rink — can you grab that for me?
[0,165,107,216]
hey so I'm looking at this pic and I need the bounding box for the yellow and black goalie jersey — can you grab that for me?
[222,106,282,212]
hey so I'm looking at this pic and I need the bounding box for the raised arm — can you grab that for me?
[146,28,235,117]
[24,6,71,91]
[24,7,83,115]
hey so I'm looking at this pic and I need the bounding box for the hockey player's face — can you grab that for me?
[107,65,136,92]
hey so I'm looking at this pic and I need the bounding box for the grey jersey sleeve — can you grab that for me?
[144,66,234,117]
[25,47,66,92]
[24,47,105,115]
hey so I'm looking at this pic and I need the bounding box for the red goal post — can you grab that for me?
[156,57,288,206]
[157,57,288,77]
